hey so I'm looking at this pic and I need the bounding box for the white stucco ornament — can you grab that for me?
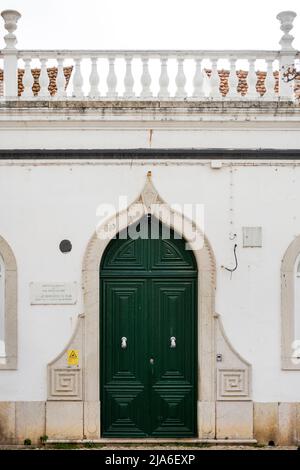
[141,171,159,212]
[1,10,21,49]
[276,10,297,51]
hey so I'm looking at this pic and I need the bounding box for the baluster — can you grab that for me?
[89,57,100,98]
[264,58,276,100]
[39,57,49,98]
[175,57,187,98]
[1,10,20,98]
[227,57,239,99]
[192,57,204,99]
[22,57,34,98]
[158,56,169,98]
[247,58,259,99]
[277,11,297,100]
[123,56,135,98]
[140,57,152,99]
[56,58,66,98]
[210,58,221,99]
[72,58,84,98]
[203,67,211,98]
[106,57,118,98]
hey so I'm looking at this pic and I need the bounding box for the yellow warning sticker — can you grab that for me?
[67,349,79,366]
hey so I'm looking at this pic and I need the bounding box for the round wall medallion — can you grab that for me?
[59,239,72,253]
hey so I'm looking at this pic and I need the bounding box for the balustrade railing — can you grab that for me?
[0,10,299,102]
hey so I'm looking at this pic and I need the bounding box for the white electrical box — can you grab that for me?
[242,227,262,247]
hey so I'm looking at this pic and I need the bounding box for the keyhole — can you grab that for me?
[150,358,154,364]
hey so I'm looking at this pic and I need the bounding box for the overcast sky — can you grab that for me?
[1,0,300,51]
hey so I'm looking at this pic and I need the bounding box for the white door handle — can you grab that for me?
[121,337,127,349]
[170,336,176,348]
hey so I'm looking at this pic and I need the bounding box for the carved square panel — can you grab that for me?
[217,369,250,400]
[48,368,82,400]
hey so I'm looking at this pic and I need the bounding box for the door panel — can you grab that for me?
[150,280,196,436]
[101,279,149,436]
[101,237,148,273]
[101,219,197,438]
[150,238,197,273]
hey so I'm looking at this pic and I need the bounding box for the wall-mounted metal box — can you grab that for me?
[242,227,262,247]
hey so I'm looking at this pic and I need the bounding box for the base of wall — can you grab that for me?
[46,438,258,444]
[0,401,299,445]
[254,402,300,445]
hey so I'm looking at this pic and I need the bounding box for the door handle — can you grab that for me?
[121,337,127,349]
[170,336,176,348]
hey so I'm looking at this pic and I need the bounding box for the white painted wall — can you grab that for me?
[0,100,300,402]
[295,256,300,342]
[1,124,300,150]
[0,159,300,401]
[0,255,5,361]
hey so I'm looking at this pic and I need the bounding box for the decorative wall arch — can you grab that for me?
[0,235,17,370]
[47,172,252,439]
[281,235,300,370]
[82,173,217,412]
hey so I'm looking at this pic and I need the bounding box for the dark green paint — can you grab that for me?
[100,217,197,437]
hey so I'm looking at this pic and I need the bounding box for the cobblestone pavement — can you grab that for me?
[87,445,297,451]
[0,445,298,450]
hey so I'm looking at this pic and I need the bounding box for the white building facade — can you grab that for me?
[0,9,300,444]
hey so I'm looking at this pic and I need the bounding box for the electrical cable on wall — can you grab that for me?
[222,164,238,278]
[221,244,238,278]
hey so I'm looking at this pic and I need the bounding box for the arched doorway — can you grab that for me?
[47,174,252,440]
[100,215,198,437]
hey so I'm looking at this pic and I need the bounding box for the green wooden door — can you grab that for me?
[100,217,197,437]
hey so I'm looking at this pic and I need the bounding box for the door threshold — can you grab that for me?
[47,438,257,445]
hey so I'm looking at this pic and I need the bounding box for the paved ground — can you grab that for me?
[0,444,298,450]
[86,445,298,450]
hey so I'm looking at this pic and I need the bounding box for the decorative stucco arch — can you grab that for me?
[82,172,217,410]
[281,235,300,370]
[0,235,17,370]
[47,172,252,439]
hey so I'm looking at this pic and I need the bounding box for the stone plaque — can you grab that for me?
[30,282,77,305]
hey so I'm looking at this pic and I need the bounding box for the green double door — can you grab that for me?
[100,218,197,437]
